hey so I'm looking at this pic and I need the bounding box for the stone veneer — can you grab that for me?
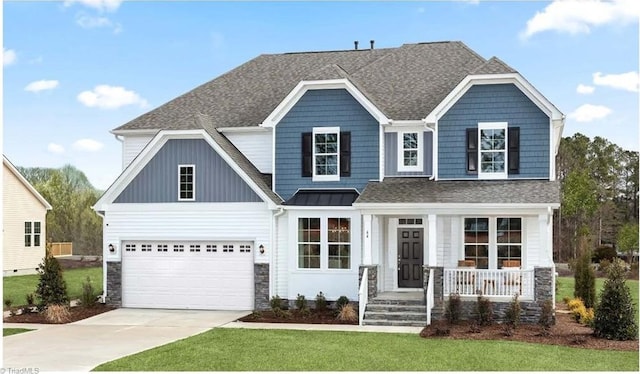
[359,265,378,300]
[424,266,555,324]
[254,263,270,310]
[105,261,122,307]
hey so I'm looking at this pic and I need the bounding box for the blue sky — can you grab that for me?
[2,0,638,190]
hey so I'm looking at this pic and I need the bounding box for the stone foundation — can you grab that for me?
[105,261,122,307]
[359,265,378,300]
[254,263,270,311]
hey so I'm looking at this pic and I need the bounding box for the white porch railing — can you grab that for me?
[443,268,535,300]
[358,267,368,326]
[426,268,434,325]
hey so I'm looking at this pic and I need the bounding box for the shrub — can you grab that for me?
[538,299,554,336]
[445,293,461,325]
[4,298,12,309]
[574,246,596,308]
[295,294,308,310]
[567,297,584,312]
[336,303,357,322]
[36,249,69,310]
[335,296,349,310]
[474,294,493,326]
[315,292,327,311]
[44,304,71,323]
[79,276,97,308]
[597,259,611,273]
[273,308,292,319]
[592,246,617,263]
[594,258,639,341]
[504,294,521,329]
[270,295,283,311]
[26,293,35,306]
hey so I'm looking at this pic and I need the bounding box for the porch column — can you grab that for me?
[362,214,372,265]
[428,214,437,266]
[538,213,550,263]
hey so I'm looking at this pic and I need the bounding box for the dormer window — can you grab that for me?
[301,127,351,181]
[467,122,519,179]
[398,131,422,172]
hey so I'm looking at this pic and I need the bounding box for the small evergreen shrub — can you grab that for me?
[594,258,639,341]
[538,299,554,336]
[335,296,349,310]
[26,293,35,306]
[336,303,357,322]
[4,298,12,309]
[504,294,521,330]
[295,294,308,310]
[36,249,69,310]
[474,294,493,326]
[270,295,283,311]
[315,292,327,311]
[44,304,71,323]
[445,293,461,325]
[574,244,596,308]
[79,276,97,308]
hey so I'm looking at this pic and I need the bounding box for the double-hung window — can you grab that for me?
[24,222,32,247]
[23,221,41,248]
[463,217,522,269]
[178,165,195,201]
[298,217,351,270]
[328,218,351,269]
[298,218,321,268]
[398,131,422,172]
[478,122,507,179]
[313,127,340,181]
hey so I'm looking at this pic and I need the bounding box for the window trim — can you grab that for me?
[178,164,196,201]
[397,131,423,172]
[33,222,41,247]
[297,216,352,271]
[312,127,341,182]
[24,221,32,247]
[462,216,524,269]
[477,122,508,180]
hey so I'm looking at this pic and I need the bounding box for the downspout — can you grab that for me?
[113,134,124,170]
[93,209,108,303]
[271,207,286,301]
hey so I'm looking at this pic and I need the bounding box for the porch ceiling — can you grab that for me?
[354,178,560,205]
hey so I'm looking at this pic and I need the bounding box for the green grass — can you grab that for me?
[3,328,33,337]
[3,267,102,307]
[94,328,639,371]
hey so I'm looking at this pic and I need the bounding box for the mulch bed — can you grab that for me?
[3,304,115,324]
[239,309,358,325]
[420,305,638,351]
[58,258,102,270]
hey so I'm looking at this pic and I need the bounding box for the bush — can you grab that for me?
[335,296,349,310]
[26,293,35,306]
[504,294,521,329]
[79,276,97,308]
[4,298,12,309]
[44,304,71,323]
[474,294,493,326]
[295,294,308,310]
[574,247,596,308]
[315,292,327,311]
[270,295,284,311]
[594,258,639,340]
[336,303,357,322]
[538,299,554,336]
[592,246,617,263]
[597,259,611,273]
[36,249,69,310]
[445,293,461,325]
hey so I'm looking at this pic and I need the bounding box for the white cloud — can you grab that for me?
[77,85,149,109]
[28,56,43,65]
[568,104,612,122]
[64,0,123,12]
[521,0,640,39]
[3,48,17,66]
[75,12,122,33]
[576,84,595,94]
[593,71,639,92]
[47,143,65,154]
[72,139,104,152]
[24,80,60,93]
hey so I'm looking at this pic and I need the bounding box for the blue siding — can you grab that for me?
[115,139,262,203]
[384,132,433,176]
[438,84,550,179]
[275,89,379,200]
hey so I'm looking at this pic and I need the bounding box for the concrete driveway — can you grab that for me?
[3,309,249,371]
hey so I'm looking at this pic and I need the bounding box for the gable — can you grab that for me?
[2,156,52,210]
[114,139,262,203]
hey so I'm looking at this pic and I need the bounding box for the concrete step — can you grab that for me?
[367,298,425,306]
[364,311,427,322]
[363,319,426,327]
[366,304,425,313]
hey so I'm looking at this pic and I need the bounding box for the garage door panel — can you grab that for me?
[122,241,254,310]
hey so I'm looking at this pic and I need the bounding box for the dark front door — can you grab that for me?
[398,228,424,288]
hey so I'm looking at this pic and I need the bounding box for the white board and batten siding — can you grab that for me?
[224,131,272,173]
[122,135,154,169]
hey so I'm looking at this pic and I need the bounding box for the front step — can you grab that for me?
[362,292,428,327]
[363,319,426,327]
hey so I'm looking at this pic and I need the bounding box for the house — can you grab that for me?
[94,41,564,325]
[3,155,52,276]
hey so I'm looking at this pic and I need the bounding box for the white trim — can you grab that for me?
[93,129,278,211]
[260,79,390,127]
[111,129,159,136]
[379,125,384,181]
[103,202,268,212]
[433,121,439,180]
[354,203,558,216]
[282,205,356,211]
[387,120,425,127]
[217,126,269,133]
[397,131,423,172]
[177,164,196,201]
[312,126,341,182]
[2,156,52,210]
[460,216,525,270]
[477,122,508,180]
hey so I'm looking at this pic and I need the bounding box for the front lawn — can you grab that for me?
[94,328,639,371]
[3,267,103,307]
[3,328,33,337]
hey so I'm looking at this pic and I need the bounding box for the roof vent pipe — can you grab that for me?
[370,40,374,49]
[354,40,359,50]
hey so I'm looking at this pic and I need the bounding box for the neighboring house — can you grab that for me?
[3,155,52,276]
[94,41,564,325]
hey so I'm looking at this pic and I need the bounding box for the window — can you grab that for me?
[328,218,350,269]
[178,165,195,201]
[157,244,168,252]
[206,244,217,252]
[125,244,136,252]
[239,245,251,253]
[298,218,321,268]
[467,123,519,178]
[173,244,184,252]
[301,128,351,180]
[33,222,41,247]
[399,218,423,225]
[189,244,201,252]
[141,244,152,252]
[223,244,234,253]
[463,217,523,269]
[398,132,422,172]
[24,222,32,247]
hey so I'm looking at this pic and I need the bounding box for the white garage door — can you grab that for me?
[121,241,254,310]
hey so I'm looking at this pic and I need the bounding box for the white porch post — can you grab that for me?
[362,214,373,265]
[538,213,549,265]
[428,214,437,266]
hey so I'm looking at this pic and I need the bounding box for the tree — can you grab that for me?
[594,258,638,340]
[574,233,596,308]
[36,247,69,310]
[562,169,598,258]
[617,223,639,260]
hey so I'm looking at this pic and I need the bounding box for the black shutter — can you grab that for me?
[302,132,312,177]
[508,127,520,174]
[466,128,478,174]
[340,132,351,177]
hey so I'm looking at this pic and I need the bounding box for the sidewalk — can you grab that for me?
[222,321,423,334]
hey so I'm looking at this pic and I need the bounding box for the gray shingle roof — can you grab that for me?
[471,56,517,75]
[114,41,516,132]
[355,178,560,205]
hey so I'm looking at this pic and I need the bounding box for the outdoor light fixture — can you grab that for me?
[108,244,116,253]
[259,244,265,254]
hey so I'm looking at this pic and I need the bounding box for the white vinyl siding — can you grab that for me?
[224,131,272,173]
[275,212,289,297]
[122,135,154,169]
